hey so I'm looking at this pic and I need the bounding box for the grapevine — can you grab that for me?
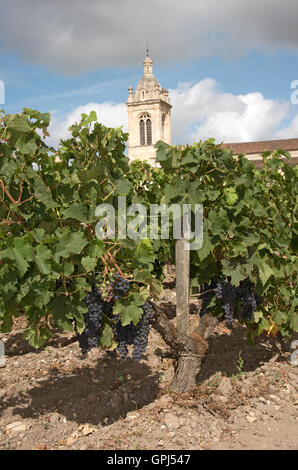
[0,108,297,382]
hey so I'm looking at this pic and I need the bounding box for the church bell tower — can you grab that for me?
[126,52,172,165]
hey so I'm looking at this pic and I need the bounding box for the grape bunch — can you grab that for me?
[112,301,154,361]
[96,272,130,303]
[56,278,73,290]
[75,270,153,360]
[76,289,104,354]
[200,278,263,324]
[113,322,137,359]
[97,283,114,303]
[236,279,262,321]
[214,280,237,324]
[132,301,154,360]
[113,272,130,300]
[214,281,224,299]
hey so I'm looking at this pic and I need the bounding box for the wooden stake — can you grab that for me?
[175,237,190,337]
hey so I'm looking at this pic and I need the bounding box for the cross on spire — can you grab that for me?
[146,41,149,57]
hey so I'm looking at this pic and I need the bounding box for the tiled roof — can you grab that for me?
[220,138,298,155]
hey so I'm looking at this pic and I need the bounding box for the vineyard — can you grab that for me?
[0,108,297,450]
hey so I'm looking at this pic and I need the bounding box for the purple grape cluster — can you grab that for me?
[214,281,224,299]
[113,322,136,359]
[113,272,130,300]
[76,290,104,354]
[200,278,263,324]
[96,272,130,303]
[76,272,154,360]
[112,302,154,361]
[132,302,154,360]
[237,279,262,321]
[215,281,237,324]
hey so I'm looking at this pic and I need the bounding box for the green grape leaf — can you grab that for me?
[13,236,34,276]
[224,187,238,205]
[32,175,56,208]
[35,245,52,275]
[113,293,144,326]
[62,203,89,222]
[99,323,114,348]
[116,179,132,196]
[55,230,88,258]
[82,256,98,272]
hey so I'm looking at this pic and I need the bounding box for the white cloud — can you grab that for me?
[46,102,127,148]
[0,1,298,73]
[276,115,298,139]
[170,80,291,144]
[46,79,298,149]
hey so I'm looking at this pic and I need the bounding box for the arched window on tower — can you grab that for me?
[146,119,152,145]
[139,114,152,145]
[139,119,145,146]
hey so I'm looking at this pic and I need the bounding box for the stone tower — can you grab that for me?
[126,53,172,165]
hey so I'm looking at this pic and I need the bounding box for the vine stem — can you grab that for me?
[190,288,215,298]
[103,181,116,201]
[0,179,17,204]
[0,184,27,225]
[16,179,23,203]
[70,272,88,278]
[17,195,33,207]
[106,251,127,279]
[0,326,32,338]
[100,254,111,277]
[0,180,4,201]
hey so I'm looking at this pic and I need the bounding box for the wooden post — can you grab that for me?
[176,210,190,335]
[166,208,218,393]
[175,238,190,337]
[170,211,198,393]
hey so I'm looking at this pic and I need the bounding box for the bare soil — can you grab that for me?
[0,284,297,451]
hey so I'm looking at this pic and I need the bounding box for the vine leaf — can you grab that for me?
[62,203,89,222]
[99,324,115,348]
[55,230,88,258]
[113,293,144,326]
[12,236,34,277]
[35,245,52,275]
[82,256,98,272]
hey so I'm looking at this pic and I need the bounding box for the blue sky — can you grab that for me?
[1,0,298,147]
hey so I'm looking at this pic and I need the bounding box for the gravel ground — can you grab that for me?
[0,286,297,451]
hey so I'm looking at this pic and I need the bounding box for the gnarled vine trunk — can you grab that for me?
[151,307,218,394]
[151,227,218,394]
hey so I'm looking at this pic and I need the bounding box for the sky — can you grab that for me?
[1,0,298,149]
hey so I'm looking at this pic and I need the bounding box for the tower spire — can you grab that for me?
[143,47,153,75]
[126,51,172,165]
